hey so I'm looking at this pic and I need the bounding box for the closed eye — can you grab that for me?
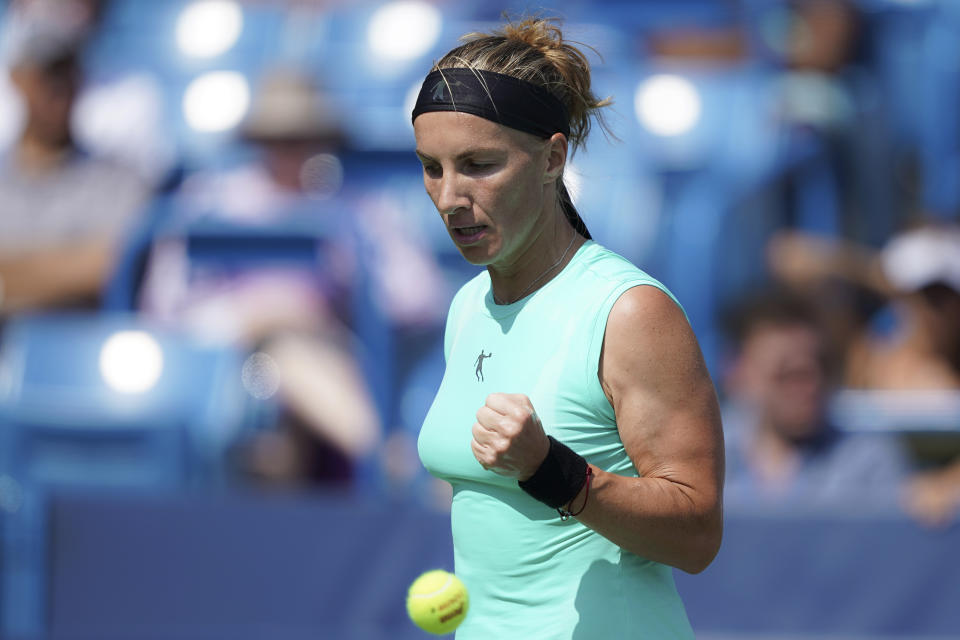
[462,160,498,176]
[421,162,441,179]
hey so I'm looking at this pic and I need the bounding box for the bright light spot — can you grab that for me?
[241,352,280,400]
[635,74,701,137]
[183,71,250,132]
[176,0,244,58]
[367,1,441,61]
[73,74,173,181]
[300,153,344,200]
[99,331,164,394]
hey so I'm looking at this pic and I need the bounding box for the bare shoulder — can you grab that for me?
[600,284,722,481]
[600,284,710,406]
[603,285,699,371]
[605,284,688,340]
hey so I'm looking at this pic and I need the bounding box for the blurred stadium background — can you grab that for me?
[1,0,959,638]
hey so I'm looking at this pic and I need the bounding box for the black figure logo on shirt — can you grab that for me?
[475,350,492,381]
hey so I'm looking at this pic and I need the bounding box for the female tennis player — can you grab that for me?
[414,17,724,639]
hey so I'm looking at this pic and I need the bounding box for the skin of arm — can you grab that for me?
[767,231,891,297]
[472,285,724,574]
[0,240,115,312]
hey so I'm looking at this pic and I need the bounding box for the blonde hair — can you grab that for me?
[433,17,611,237]
[433,17,611,154]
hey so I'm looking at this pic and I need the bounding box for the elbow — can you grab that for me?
[678,509,723,575]
[681,538,721,575]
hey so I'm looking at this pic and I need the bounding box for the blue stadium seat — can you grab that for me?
[0,311,252,637]
[0,312,253,485]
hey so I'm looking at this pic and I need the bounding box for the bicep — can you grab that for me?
[599,285,724,497]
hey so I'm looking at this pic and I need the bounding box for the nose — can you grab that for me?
[434,172,469,216]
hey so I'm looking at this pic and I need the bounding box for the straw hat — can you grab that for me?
[240,70,346,146]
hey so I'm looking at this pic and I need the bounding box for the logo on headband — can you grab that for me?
[430,78,469,103]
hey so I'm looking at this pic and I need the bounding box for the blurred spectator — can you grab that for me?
[881,226,960,525]
[771,0,903,245]
[771,0,861,142]
[140,69,445,487]
[767,229,886,375]
[173,69,348,223]
[855,225,960,525]
[847,225,960,390]
[0,0,149,315]
[770,223,960,390]
[140,69,375,486]
[721,289,909,506]
[649,0,859,70]
[770,223,960,525]
[777,0,860,74]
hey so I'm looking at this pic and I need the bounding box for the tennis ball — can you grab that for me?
[406,569,469,635]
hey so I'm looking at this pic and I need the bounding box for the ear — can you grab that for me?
[543,132,567,184]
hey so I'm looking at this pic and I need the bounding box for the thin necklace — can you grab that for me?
[493,231,578,305]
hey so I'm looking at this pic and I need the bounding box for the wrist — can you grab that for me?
[518,436,588,509]
[517,435,551,482]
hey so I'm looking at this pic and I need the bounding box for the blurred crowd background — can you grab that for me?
[1,0,959,638]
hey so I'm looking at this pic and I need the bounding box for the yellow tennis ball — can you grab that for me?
[406,569,469,635]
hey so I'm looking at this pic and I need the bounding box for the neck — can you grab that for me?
[489,214,584,305]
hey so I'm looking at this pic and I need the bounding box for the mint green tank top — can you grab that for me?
[418,241,695,639]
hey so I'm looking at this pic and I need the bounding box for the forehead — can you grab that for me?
[413,111,533,155]
[743,323,820,359]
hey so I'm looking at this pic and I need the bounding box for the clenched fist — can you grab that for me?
[471,393,550,481]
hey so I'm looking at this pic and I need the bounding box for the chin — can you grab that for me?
[451,237,498,266]
[458,249,494,267]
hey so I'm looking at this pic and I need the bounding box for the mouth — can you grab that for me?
[451,225,488,244]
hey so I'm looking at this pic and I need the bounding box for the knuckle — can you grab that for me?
[471,441,487,461]
[471,422,484,439]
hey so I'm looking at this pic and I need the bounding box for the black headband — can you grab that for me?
[411,68,570,139]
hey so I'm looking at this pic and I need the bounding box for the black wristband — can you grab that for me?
[518,436,589,509]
